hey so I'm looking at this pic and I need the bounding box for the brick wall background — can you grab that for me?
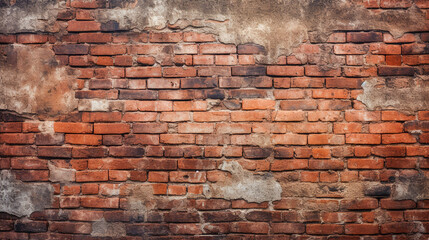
[1,0,429,239]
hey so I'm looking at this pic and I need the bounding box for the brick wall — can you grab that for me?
[1,0,429,238]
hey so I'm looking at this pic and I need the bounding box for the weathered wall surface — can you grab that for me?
[0,0,429,238]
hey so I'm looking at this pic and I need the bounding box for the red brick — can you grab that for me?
[347,32,382,42]
[267,66,304,76]
[160,134,195,144]
[307,224,343,235]
[242,99,275,110]
[372,146,406,157]
[82,112,122,122]
[76,170,108,182]
[386,55,402,65]
[312,148,331,159]
[308,111,342,122]
[193,112,230,122]
[379,66,415,76]
[37,146,71,158]
[313,89,348,99]
[380,0,412,8]
[386,158,417,168]
[67,21,101,32]
[274,89,306,99]
[148,171,169,182]
[369,123,403,133]
[346,134,381,144]
[237,44,266,54]
[124,135,159,145]
[309,160,344,170]
[381,223,417,234]
[78,33,111,43]
[382,111,415,121]
[344,66,377,77]
[198,66,231,76]
[133,123,168,133]
[334,44,368,54]
[159,112,190,122]
[231,111,269,122]
[0,133,34,144]
[93,123,130,134]
[341,198,378,210]
[163,67,197,77]
[109,146,144,157]
[178,159,216,170]
[168,185,186,195]
[271,159,308,171]
[72,146,106,159]
[110,170,130,181]
[231,222,269,234]
[345,111,380,121]
[346,55,364,65]
[272,134,307,145]
[0,34,16,43]
[137,56,155,65]
[65,134,101,145]
[334,123,362,133]
[125,67,162,78]
[11,158,47,170]
[80,197,119,208]
[69,56,91,66]
[215,55,238,65]
[122,112,157,122]
[49,222,91,234]
[345,224,379,235]
[60,196,80,208]
[348,159,384,169]
[124,100,172,112]
[308,134,345,145]
[0,122,22,133]
[174,55,192,65]
[272,111,305,122]
[327,32,346,43]
[17,34,48,44]
[149,32,182,42]
[193,55,214,65]
[13,170,49,181]
[380,199,416,209]
[82,183,98,195]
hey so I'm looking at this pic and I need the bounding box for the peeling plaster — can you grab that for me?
[97,0,426,62]
[0,170,53,217]
[358,78,429,113]
[48,162,76,183]
[0,45,78,118]
[91,218,126,237]
[0,0,60,33]
[392,174,429,201]
[204,161,282,203]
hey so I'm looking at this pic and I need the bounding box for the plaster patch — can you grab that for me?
[0,0,60,33]
[358,78,429,113]
[0,45,78,118]
[91,218,126,237]
[48,162,76,183]
[97,0,426,62]
[204,161,282,203]
[392,174,429,201]
[0,170,53,217]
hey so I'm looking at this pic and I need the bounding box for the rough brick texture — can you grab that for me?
[0,0,429,238]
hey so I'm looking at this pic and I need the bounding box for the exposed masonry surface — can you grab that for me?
[0,0,429,238]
